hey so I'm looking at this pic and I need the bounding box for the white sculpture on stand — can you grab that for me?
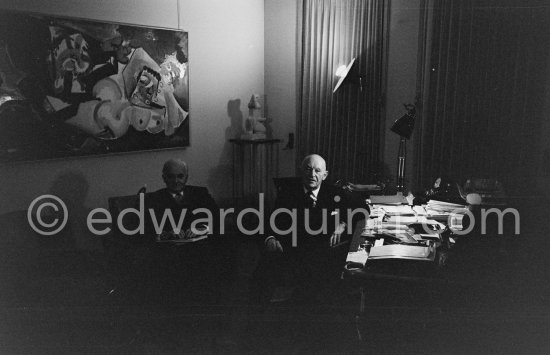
[241,94,267,140]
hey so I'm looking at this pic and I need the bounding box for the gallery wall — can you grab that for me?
[0,0,266,248]
[4,0,543,252]
[0,0,422,221]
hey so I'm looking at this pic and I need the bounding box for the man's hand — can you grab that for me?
[330,222,347,247]
[265,236,283,252]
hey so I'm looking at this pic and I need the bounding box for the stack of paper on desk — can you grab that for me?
[368,244,435,261]
[380,205,416,223]
[411,233,442,242]
[426,200,468,214]
[370,204,414,217]
[377,205,415,214]
[369,194,408,205]
[369,204,435,225]
[424,200,468,227]
[351,207,443,265]
[362,219,443,239]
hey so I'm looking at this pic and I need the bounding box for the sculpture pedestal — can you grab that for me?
[239,132,267,140]
[229,138,281,208]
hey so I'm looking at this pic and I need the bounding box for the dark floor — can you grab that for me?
[1,197,549,354]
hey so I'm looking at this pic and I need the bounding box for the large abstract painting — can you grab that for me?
[0,11,189,163]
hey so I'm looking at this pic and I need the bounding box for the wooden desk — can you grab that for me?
[342,200,516,340]
[342,218,454,341]
[343,219,452,291]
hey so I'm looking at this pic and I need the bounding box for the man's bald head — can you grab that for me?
[301,154,326,170]
[162,159,188,193]
[163,159,187,174]
[301,154,328,191]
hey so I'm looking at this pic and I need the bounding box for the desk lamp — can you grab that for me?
[333,57,363,93]
[390,104,416,192]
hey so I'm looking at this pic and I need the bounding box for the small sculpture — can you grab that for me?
[241,94,267,140]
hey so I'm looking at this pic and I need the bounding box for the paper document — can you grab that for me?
[426,200,468,214]
[156,235,208,243]
[413,205,427,215]
[369,204,438,225]
[427,200,467,208]
[346,251,369,266]
[412,233,442,241]
[368,244,435,261]
[383,215,419,224]
[374,239,384,247]
[378,205,415,215]
[369,194,407,205]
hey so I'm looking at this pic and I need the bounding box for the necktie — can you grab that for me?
[307,191,317,208]
[174,192,184,204]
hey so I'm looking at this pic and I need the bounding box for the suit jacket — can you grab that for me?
[145,186,219,239]
[269,181,349,251]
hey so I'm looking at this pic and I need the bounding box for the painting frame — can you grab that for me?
[0,9,189,163]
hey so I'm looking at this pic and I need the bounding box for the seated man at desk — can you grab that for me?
[143,158,221,303]
[145,158,218,238]
[259,154,364,302]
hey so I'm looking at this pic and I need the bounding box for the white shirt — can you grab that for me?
[170,191,184,200]
[303,186,320,198]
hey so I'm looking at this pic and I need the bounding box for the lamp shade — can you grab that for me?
[390,108,416,139]
[333,57,357,93]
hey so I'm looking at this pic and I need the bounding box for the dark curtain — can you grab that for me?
[298,0,388,183]
[415,0,550,195]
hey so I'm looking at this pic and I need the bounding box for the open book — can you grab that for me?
[155,227,210,244]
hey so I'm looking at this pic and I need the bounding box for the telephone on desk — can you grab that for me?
[413,176,507,207]
[460,178,507,206]
[425,177,463,203]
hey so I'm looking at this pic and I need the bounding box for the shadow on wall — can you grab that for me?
[0,170,101,291]
[207,99,244,207]
[263,94,273,139]
[47,171,95,250]
[0,171,95,251]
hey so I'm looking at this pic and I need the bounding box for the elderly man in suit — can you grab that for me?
[145,158,218,239]
[258,154,356,303]
[265,154,347,252]
[143,158,221,303]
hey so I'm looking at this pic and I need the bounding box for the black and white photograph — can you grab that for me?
[0,0,548,353]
